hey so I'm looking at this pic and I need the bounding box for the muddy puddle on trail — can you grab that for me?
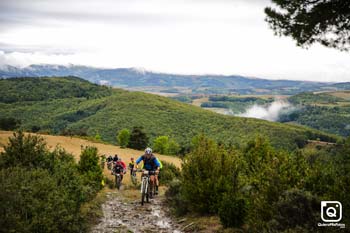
[91,191,182,233]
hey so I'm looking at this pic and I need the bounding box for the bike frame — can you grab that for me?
[140,170,156,205]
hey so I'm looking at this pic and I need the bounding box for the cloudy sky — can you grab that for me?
[0,0,349,82]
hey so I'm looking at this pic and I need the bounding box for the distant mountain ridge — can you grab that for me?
[0,64,348,94]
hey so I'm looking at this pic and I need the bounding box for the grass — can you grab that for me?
[0,131,182,168]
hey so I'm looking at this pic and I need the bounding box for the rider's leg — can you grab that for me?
[155,174,159,195]
[150,175,155,197]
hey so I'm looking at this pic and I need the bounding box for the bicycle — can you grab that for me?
[114,166,124,190]
[130,168,137,185]
[140,170,157,205]
[107,161,112,170]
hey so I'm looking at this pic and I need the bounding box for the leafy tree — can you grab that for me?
[265,0,350,51]
[94,133,101,141]
[153,136,169,154]
[78,146,103,198]
[0,132,98,233]
[181,135,237,214]
[0,131,48,169]
[168,139,180,155]
[0,117,21,130]
[117,129,130,148]
[128,126,149,150]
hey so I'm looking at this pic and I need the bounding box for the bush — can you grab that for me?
[165,179,189,216]
[153,136,169,154]
[0,117,21,130]
[117,128,130,148]
[181,135,236,214]
[0,131,48,169]
[168,139,180,155]
[94,133,102,141]
[159,160,181,185]
[267,189,320,232]
[218,194,248,228]
[0,132,101,233]
[0,167,86,233]
[128,126,149,150]
[78,146,103,198]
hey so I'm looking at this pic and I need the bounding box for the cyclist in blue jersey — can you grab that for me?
[136,147,160,197]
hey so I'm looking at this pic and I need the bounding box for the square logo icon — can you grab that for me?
[321,201,342,223]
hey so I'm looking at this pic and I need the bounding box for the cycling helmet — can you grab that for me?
[145,147,152,154]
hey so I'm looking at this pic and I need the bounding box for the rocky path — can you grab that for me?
[91,191,182,233]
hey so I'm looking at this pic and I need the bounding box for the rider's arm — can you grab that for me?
[135,156,143,165]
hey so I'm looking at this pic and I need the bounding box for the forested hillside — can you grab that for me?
[0,77,339,151]
[280,92,350,137]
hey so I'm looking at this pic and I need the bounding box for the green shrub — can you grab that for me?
[181,135,236,214]
[78,146,103,198]
[267,189,319,232]
[117,128,130,148]
[0,131,48,169]
[153,136,169,154]
[0,132,100,233]
[0,167,86,233]
[165,179,189,216]
[0,117,21,130]
[168,139,180,155]
[128,126,149,150]
[218,194,248,228]
[159,160,181,185]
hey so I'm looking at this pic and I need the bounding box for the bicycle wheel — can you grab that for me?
[131,172,137,185]
[116,175,121,190]
[141,178,147,205]
[147,180,152,202]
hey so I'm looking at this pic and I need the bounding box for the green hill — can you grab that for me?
[0,77,338,151]
[279,91,350,137]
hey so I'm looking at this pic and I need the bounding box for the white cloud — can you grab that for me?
[0,0,349,82]
[238,101,294,122]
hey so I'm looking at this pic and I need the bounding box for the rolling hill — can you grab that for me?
[1,64,348,95]
[0,76,339,151]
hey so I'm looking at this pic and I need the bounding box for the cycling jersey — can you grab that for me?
[136,154,160,171]
[114,161,126,173]
[129,161,135,169]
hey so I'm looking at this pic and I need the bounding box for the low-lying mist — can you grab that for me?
[237,100,296,122]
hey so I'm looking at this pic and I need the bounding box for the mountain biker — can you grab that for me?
[100,154,106,169]
[113,154,119,162]
[113,157,127,181]
[136,147,160,197]
[107,155,113,170]
[129,157,136,175]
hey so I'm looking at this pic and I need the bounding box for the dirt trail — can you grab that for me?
[91,190,182,233]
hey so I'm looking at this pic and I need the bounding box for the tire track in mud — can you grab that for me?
[91,191,182,233]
